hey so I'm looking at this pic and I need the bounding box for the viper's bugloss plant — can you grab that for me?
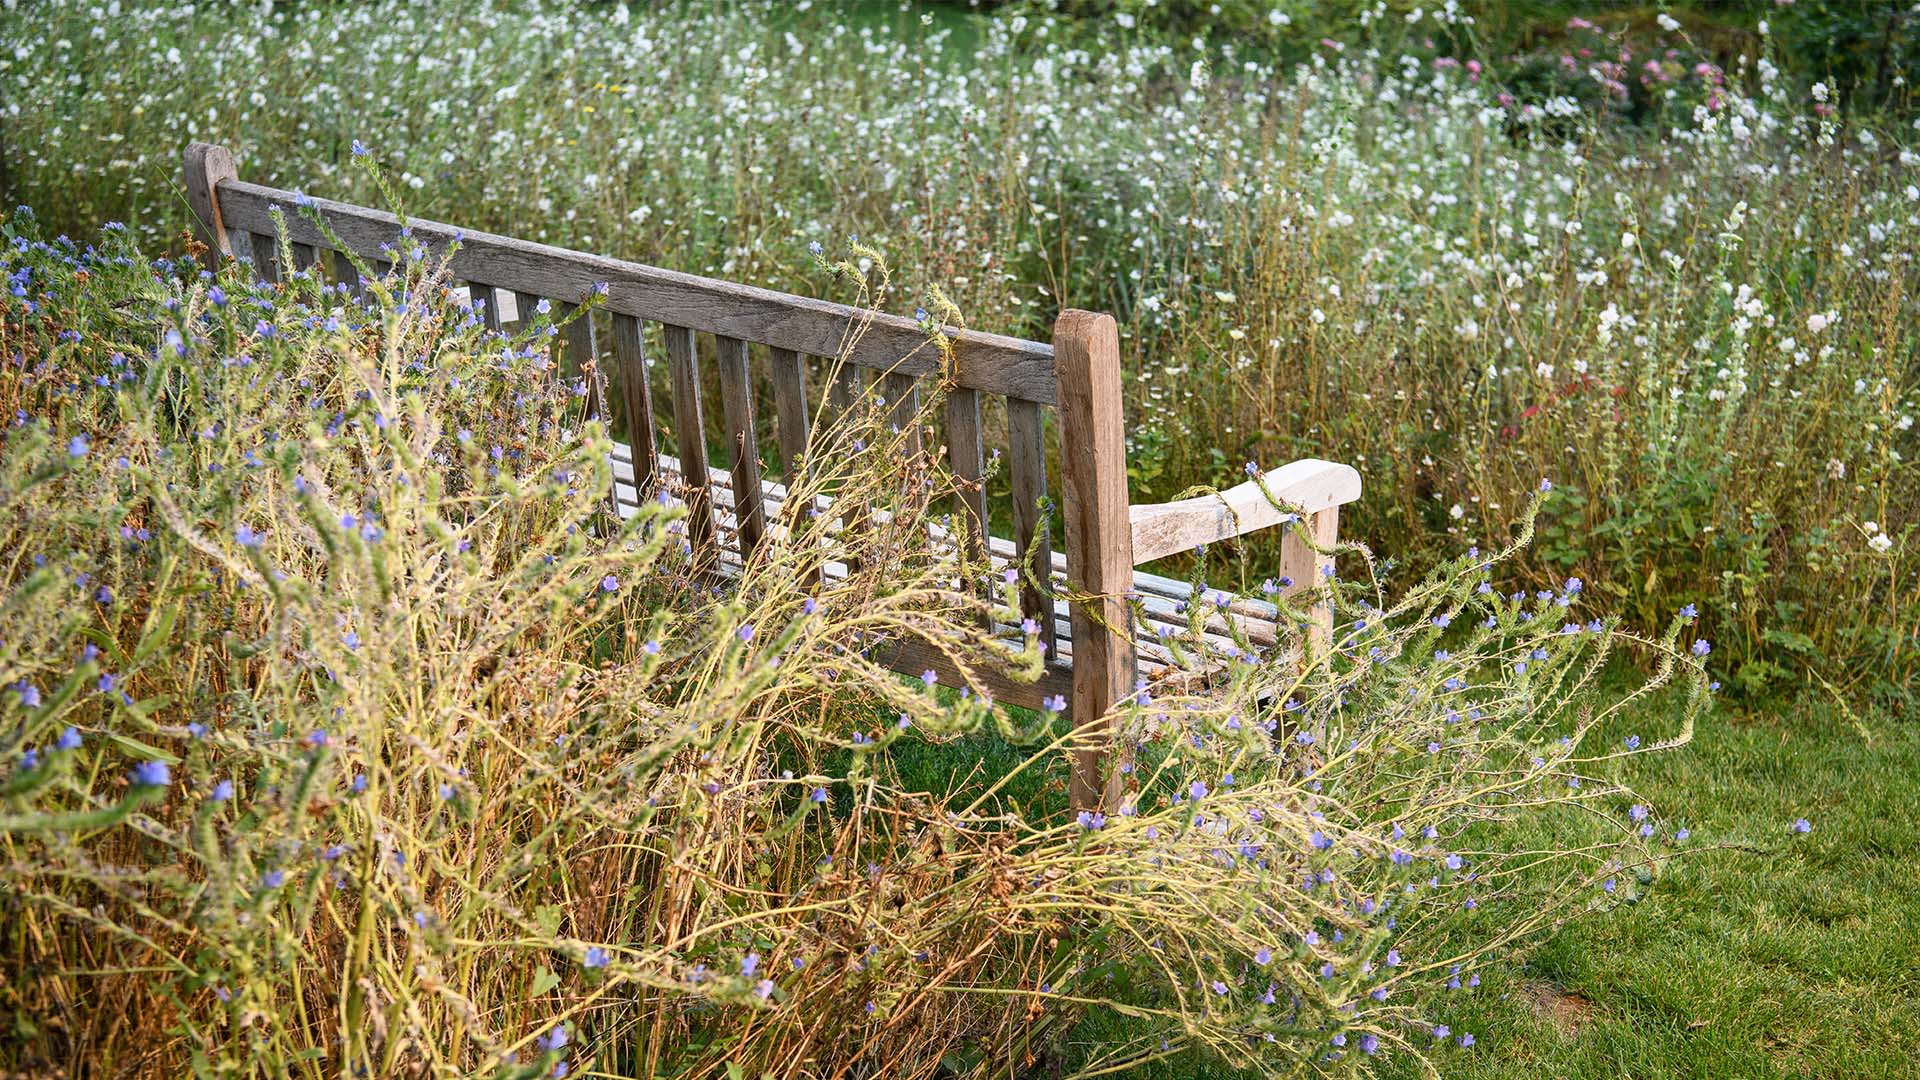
[0,210,1707,1079]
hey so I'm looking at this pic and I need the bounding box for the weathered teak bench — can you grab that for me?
[183,144,1361,807]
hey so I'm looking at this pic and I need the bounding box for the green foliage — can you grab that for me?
[3,1,1914,702]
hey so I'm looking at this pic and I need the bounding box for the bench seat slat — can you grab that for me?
[607,442,1284,697]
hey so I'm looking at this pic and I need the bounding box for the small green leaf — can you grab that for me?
[104,732,180,764]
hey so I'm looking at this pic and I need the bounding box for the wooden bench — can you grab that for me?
[182,143,1362,808]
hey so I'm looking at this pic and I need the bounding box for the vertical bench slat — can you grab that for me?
[828,363,867,570]
[249,232,280,285]
[663,324,717,566]
[612,313,658,495]
[1053,310,1136,812]
[469,283,500,331]
[513,290,543,329]
[557,302,603,421]
[767,347,819,588]
[1007,397,1055,660]
[828,364,862,414]
[291,242,319,273]
[944,387,988,568]
[334,252,363,300]
[884,371,922,456]
[715,335,767,560]
[768,347,810,480]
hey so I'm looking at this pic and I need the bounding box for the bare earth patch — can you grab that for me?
[1521,981,1596,1039]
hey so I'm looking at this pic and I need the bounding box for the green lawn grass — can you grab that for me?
[1041,686,1918,1079]
[1373,694,1920,1080]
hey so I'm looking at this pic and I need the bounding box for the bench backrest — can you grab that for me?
[184,143,1138,803]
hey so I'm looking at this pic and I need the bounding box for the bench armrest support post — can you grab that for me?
[1279,507,1341,659]
[183,143,237,271]
[1054,310,1135,812]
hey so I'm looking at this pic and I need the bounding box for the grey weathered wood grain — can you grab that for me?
[557,302,603,421]
[291,242,319,273]
[827,362,868,569]
[828,362,862,414]
[662,324,716,565]
[334,251,363,299]
[1007,397,1056,661]
[715,335,767,560]
[943,387,988,569]
[768,347,811,481]
[611,314,658,494]
[212,179,1058,404]
[884,371,922,457]
[513,291,543,329]
[469,282,500,331]
[248,232,280,285]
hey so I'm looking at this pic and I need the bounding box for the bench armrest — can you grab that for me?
[1128,458,1361,565]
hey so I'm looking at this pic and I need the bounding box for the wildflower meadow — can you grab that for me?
[2,2,1915,1079]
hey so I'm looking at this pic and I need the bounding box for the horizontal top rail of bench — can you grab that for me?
[207,178,1060,405]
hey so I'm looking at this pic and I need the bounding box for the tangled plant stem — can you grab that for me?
[0,201,1712,1077]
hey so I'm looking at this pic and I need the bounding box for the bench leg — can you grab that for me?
[1054,310,1135,812]
[1280,506,1340,661]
